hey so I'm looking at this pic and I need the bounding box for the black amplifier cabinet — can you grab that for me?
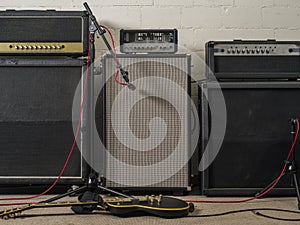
[0,58,91,188]
[0,10,89,56]
[200,81,300,196]
[206,40,300,80]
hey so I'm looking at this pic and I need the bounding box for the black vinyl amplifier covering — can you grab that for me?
[200,81,300,196]
[206,40,300,80]
[0,58,89,185]
[0,10,89,56]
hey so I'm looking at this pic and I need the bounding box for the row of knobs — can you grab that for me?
[133,46,157,50]
[126,45,174,51]
[133,46,173,50]
[10,45,64,50]
[227,48,272,54]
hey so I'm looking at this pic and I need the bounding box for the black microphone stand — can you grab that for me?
[255,118,300,209]
[83,2,132,87]
[32,2,137,213]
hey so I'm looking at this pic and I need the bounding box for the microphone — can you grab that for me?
[119,67,136,91]
[127,83,136,91]
[119,67,129,83]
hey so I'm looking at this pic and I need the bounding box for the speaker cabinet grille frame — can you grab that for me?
[200,81,300,196]
[101,54,192,192]
[0,58,91,186]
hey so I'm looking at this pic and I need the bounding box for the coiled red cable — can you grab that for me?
[100,25,127,86]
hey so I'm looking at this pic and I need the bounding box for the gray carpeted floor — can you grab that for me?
[1,195,300,224]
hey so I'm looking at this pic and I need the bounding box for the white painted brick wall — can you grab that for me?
[100,6,141,28]
[193,0,233,7]
[263,7,300,29]
[154,0,193,6]
[275,29,300,40]
[273,0,300,7]
[182,7,222,28]
[234,0,273,7]
[223,7,262,28]
[141,7,180,28]
[0,1,300,54]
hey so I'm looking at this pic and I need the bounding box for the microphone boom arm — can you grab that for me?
[83,2,130,85]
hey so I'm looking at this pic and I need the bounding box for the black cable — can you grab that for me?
[253,210,300,222]
[189,208,259,218]
[188,208,300,222]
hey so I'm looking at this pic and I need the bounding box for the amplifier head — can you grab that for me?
[206,40,300,80]
[0,10,89,56]
[120,29,178,54]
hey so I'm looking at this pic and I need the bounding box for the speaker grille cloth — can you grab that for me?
[0,62,83,178]
[104,55,189,188]
[0,18,82,42]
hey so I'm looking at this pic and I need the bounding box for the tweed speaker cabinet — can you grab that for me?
[101,54,192,194]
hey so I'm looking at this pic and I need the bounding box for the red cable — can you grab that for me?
[186,120,300,204]
[0,35,92,206]
[100,25,127,86]
[0,202,37,207]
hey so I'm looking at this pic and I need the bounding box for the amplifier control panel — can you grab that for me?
[0,42,83,54]
[121,43,176,53]
[120,29,178,54]
[206,40,300,80]
[212,42,300,56]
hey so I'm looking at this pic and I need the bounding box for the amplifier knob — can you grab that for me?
[236,49,240,53]
[23,46,27,49]
[261,49,264,53]
[42,46,47,49]
[242,49,246,53]
[51,46,56,49]
[231,49,236,53]
[252,49,255,53]
[15,46,19,49]
[56,45,61,49]
[227,49,231,53]
[37,46,42,49]
[28,46,32,49]
[32,46,37,49]
[266,49,270,54]
[47,46,51,49]
[256,49,260,53]
[18,46,23,49]
[247,49,251,53]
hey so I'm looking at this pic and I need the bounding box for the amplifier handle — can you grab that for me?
[289,48,300,53]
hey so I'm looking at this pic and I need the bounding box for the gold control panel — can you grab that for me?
[0,42,83,53]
